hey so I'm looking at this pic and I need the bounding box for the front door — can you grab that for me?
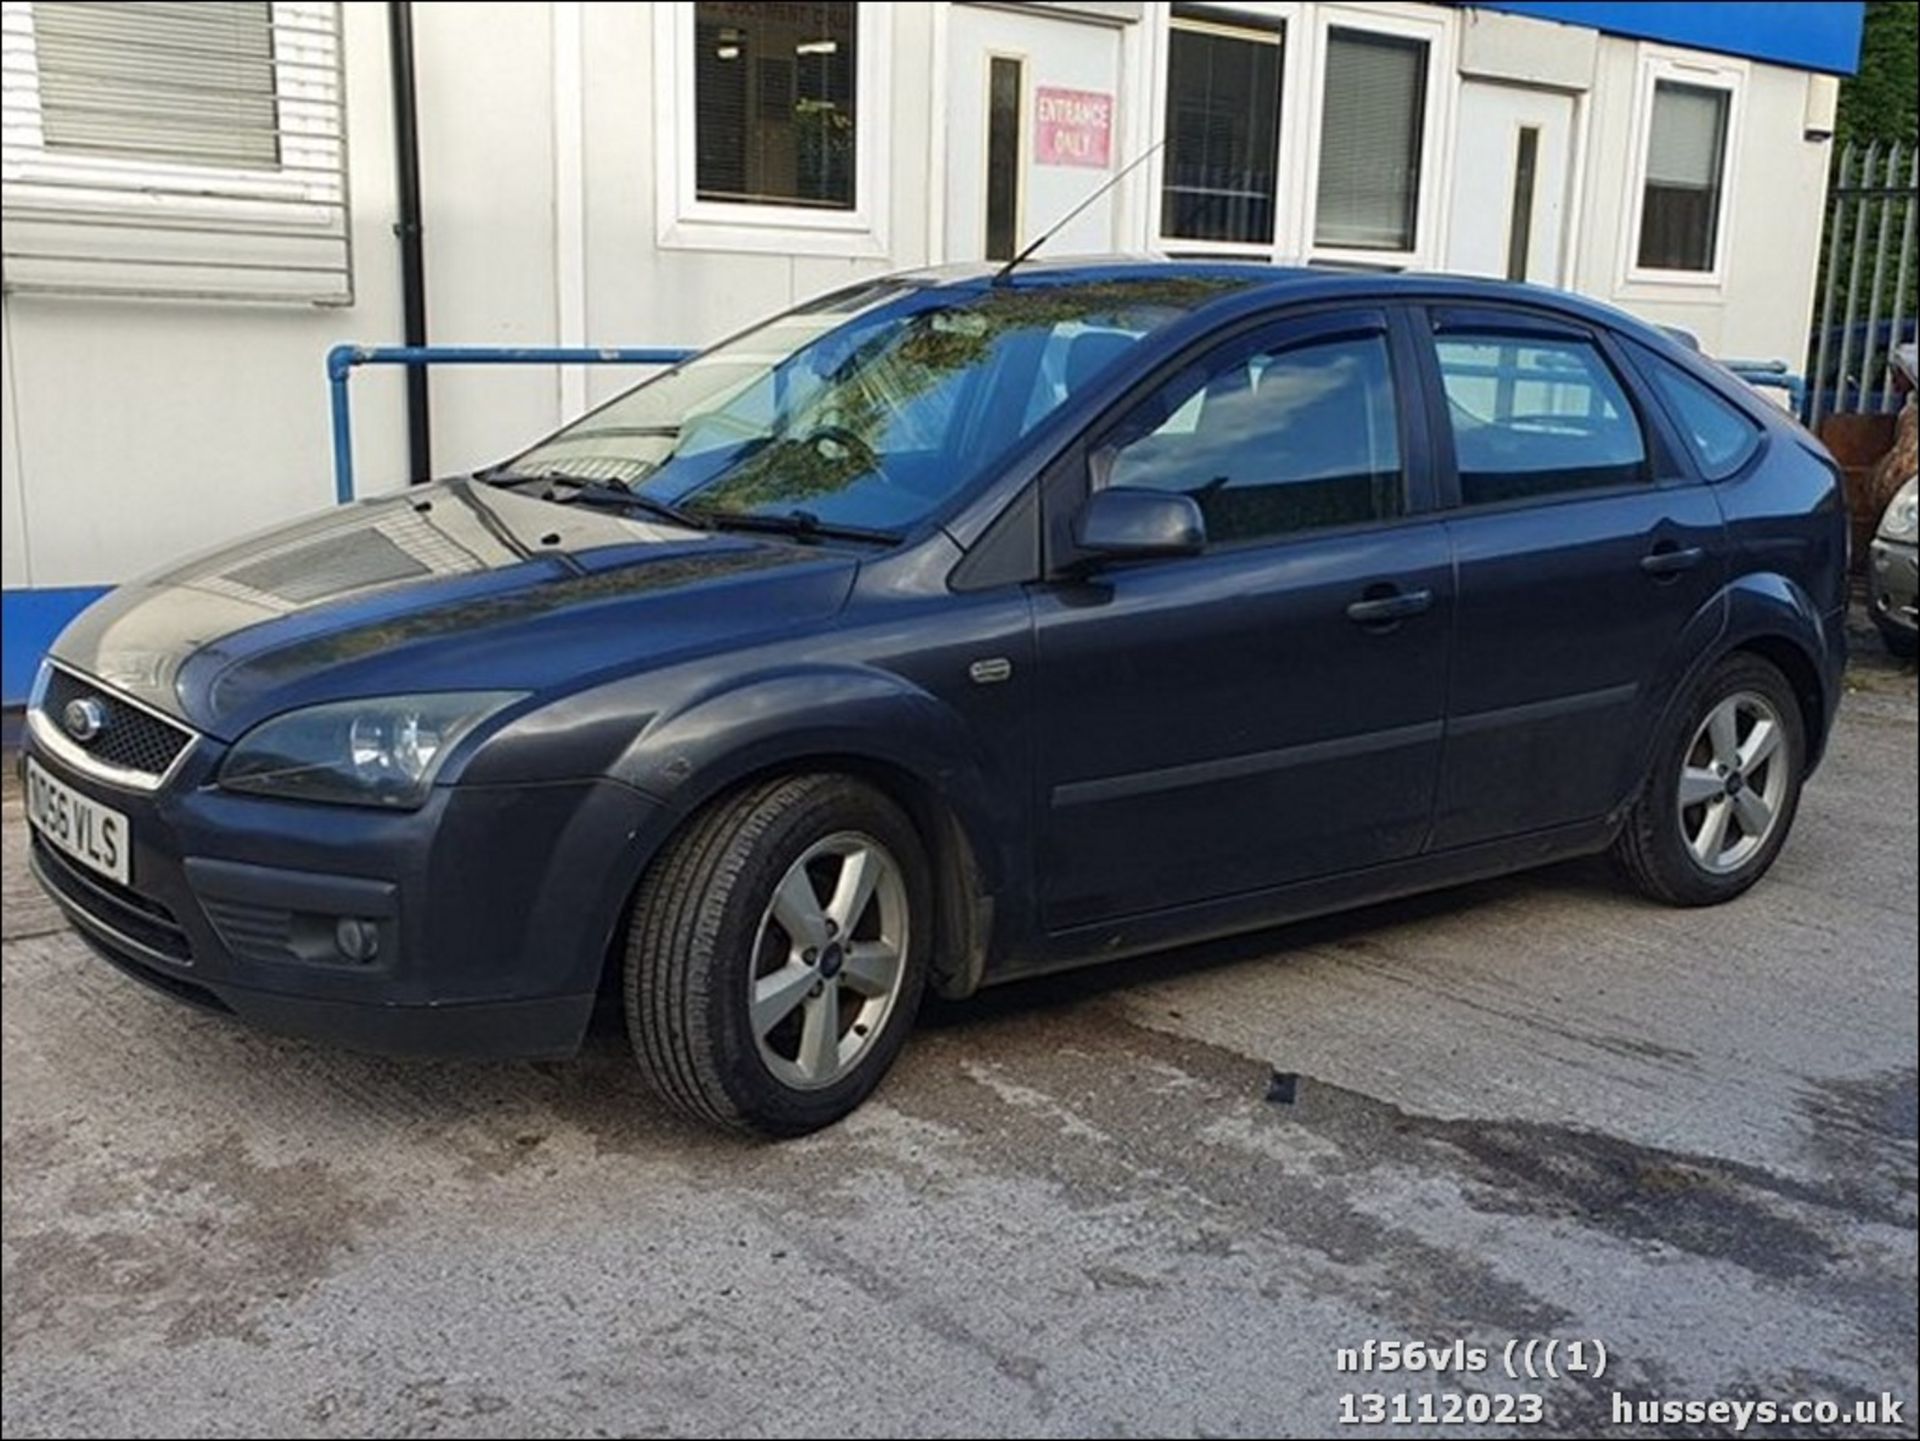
[944,5,1125,263]
[1031,308,1451,932]
[1446,81,1575,284]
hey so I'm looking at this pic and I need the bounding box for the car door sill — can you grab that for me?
[992,816,1614,987]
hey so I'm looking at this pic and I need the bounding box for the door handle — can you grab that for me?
[1346,587,1434,627]
[1640,544,1705,577]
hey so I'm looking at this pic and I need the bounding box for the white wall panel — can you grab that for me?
[413,0,562,473]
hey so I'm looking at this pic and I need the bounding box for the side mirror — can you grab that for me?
[1070,484,1206,567]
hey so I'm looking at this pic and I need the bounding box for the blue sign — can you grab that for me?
[1467,2,1865,75]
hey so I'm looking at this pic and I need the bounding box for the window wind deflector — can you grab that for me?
[1267,307,1391,345]
[1428,306,1590,340]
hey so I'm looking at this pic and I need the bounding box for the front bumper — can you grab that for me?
[1869,536,1918,638]
[21,734,661,1059]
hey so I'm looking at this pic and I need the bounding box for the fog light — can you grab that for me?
[334,916,380,963]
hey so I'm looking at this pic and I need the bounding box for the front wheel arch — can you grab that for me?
[600,751,996,1010]
[622,771,934,1134]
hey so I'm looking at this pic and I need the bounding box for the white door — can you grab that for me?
[944,6,1125,264]
[1447,82,1575,284]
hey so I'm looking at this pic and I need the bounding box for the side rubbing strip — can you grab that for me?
[1052,720,1444,809]
[1447,682,1639,737]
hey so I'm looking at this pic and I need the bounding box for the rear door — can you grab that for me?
[1030,306,1453,931]
[1418,306,1728,848]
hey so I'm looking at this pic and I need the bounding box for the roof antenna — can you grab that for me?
[992,138,1167,285]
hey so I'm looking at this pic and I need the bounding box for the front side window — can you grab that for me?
[1161,13,1282,246]
[498,277,1251,534]
[1637,80,1729,273]
[695,1,856,210]
[1436,334,1649,506]
[1099,328,1404,544]
[1314,28,1426,252]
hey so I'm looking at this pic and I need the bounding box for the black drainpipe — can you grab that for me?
[388,0,431,482]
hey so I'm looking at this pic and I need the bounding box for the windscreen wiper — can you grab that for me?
[519,472,702,529]
[691,508,901,546]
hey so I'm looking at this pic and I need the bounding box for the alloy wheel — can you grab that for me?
[1676,690,1790,875]
[748,832,910,1090]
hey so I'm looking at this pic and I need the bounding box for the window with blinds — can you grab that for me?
[984,55,1022,262]
[1314,28,1426,253]
[1160,14,1282,247]
[1637,80,1729,273]
[694,1,856,211]
[0,1,349,303]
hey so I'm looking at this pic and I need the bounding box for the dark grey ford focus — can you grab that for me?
[22,261,1847,1135]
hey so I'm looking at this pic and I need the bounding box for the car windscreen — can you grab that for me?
[492,275,1252,534]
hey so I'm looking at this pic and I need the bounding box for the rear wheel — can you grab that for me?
[623,774,929,1136]
[1611,653,1806,906]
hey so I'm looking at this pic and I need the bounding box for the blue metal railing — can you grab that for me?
[1719,358,1808,419]
[326,344,696,503]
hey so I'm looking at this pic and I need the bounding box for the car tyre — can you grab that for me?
[1876,619,1918,660]
[1611,653,1806,907]
[624,773,930,1136]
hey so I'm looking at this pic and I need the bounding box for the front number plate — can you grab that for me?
[25,758,131,886]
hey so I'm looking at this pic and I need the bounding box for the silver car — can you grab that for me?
[1871,474,1918,658]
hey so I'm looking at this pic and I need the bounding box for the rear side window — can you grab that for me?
[1638,350,1762,479]
[1435,334,1649,506]
[1099,330,1403,544]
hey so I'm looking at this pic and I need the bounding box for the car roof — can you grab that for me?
[887,254,1682,354]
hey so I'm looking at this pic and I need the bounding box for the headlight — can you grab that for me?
[1879,476,1919,544]
[219,692,525,808]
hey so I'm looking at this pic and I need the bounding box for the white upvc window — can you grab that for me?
[0,0,349,303]
[1158,7,1286,250]
[1303,2,1449,268]
[653,0,891,257]
[1623,47,1745,287]
[1148,1,1306,263]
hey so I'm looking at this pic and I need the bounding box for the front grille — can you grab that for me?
[31,836,194,963]
[40,668,194,778]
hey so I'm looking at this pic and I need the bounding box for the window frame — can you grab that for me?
[1156,6,1286,252]
[981,48,1029,263]
[653,1,892,257]
[1149,1,1306,263]
[31,0,283,169]
[1041,302,1434,573]
[1621,47,1746,289]
[1412,304,1690,515]
[1303,3,1450,270]
[0,0,349,303]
